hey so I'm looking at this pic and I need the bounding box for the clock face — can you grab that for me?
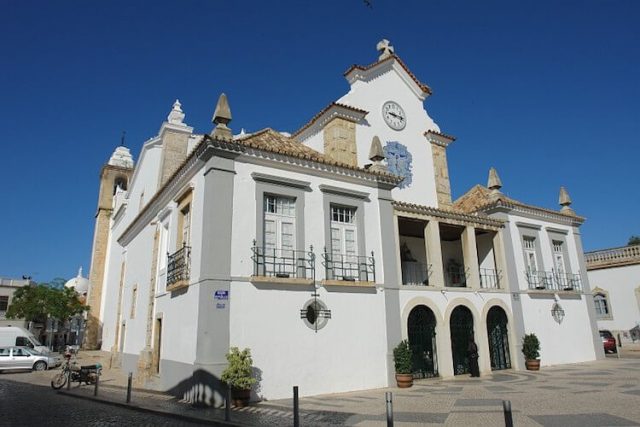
[382,101,406,130]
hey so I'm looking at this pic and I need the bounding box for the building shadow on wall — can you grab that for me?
[167,366,264,407]
[167,369,226,407]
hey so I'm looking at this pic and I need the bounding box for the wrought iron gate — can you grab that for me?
[450,306,474,375]
[408,306,438,378]
[487,306,511,370]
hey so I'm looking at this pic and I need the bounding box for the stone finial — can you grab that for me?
[167,99,185,125]
[368,136,387,173]
[376,39,394,61]
[211,93,233,140]
[559,186,576,215]
[108,145,134,169]
[487,167,502,198]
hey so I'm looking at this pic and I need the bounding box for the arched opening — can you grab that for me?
[113,176,128,194]
[450,305,474,375]
[487,306,511,370]
[407,305,438,378]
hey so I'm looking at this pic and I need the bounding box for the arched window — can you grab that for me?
[594,293,609,318]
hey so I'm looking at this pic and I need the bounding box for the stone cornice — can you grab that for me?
[392,201,504,229]
[292,102,368,141]
[482,199,585,227]
[424,130,456,147]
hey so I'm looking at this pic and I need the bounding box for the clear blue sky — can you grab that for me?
[1,0,638,282]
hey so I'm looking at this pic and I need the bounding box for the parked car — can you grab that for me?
[599,330,617,354]
[0,346,60,372]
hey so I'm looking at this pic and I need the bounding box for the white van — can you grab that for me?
[0,327,49,354]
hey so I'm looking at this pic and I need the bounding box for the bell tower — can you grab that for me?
[84,144,134,350]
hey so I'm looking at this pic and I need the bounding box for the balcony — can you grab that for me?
[401,261,431,286]
[479,268,501,289]
[526,270,582,292]
[166,244,191,291]
[251,244,315,283]
[446,265,467,288]
[322,250,376,286]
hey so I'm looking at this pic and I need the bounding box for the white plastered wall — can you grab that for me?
[589,264,640,340]
[302,67,441,208]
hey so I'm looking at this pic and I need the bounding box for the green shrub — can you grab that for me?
[393,340,413,374]
[522,333,541,360]
[221,347,257,390]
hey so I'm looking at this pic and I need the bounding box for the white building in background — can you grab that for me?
[586,245,640,343]
[0,277,36,328]
[87,41,603,404]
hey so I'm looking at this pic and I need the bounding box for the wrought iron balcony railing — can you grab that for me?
[251,242,315,280]
[446,266,467,287]
[322,249,375,283]
[552,272,582,291]
[525,270,553,290]
[167,244,191,288]
[479,268,501,289]
[526,270,581,291]
[401,261,431,286]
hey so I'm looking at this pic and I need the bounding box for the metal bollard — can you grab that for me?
[386,391,393,427]
[503,400,513,427]
[94,372,100,397]
[225,386,231,422]
[66,371,71,390]
[293,386,299,427]
[126,372,132,403]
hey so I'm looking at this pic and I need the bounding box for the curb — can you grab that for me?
[58,390,242,427]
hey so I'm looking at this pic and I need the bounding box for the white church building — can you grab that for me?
[86,41,604,404]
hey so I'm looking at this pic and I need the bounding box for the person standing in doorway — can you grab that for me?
[468,337,480,377]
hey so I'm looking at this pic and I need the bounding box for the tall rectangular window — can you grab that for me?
[175,190,193,250]
[523,236,538,273]
[552,240,566,275]
[263,195,296,254]
[0,296,8,311]
[330,205,357,259]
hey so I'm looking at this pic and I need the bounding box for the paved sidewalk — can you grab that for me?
[4,348,640,426]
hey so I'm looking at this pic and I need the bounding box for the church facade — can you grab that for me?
[87,41,603,404]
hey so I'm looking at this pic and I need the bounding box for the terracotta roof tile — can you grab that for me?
[453,185,585,222]
[228,128,402,183]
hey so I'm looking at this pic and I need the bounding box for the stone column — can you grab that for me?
[192,154,236,406]
[462,226,480,289]
[476,319,493,375]
[436,322,455,378]
[380,190,402,386]
[424,220,444,287]
[492,231,508,289]
[572,227,605,360]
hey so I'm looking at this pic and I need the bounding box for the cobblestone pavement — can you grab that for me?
[0,380,206,426]
[2,348,640,426]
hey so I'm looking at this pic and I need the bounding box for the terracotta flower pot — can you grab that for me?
[525,359,540,371]
[231,387,251,407]
[395,373,414,388]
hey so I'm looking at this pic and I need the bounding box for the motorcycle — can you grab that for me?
[51,349,102,390]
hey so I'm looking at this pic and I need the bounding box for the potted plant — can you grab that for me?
[522,333,541,371]
[393,340,413,388]
[221,347,257,407]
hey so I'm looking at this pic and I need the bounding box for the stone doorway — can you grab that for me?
[487,306,511,370]
[408,305,438,378]
[450,305,474,375]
